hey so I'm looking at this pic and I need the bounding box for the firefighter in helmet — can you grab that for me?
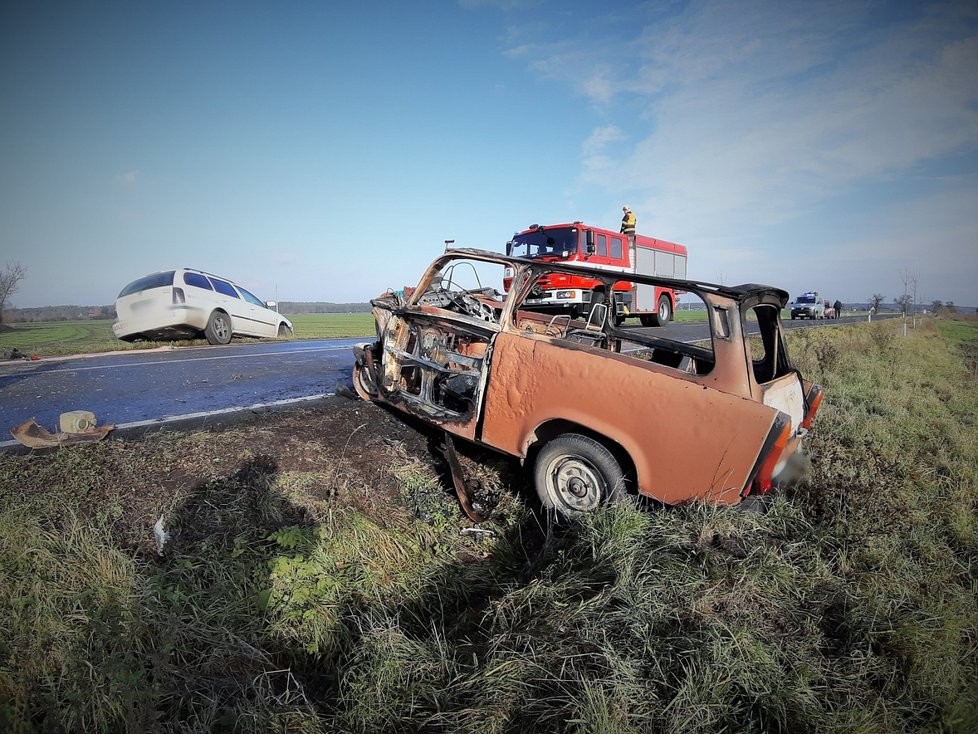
[620,205,636,235]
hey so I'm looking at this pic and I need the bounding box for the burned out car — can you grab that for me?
[352,249,822,515]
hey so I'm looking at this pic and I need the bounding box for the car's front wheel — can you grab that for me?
[352,358,379,401]
[277,322,292,338]
[534,434,624,515]
[204,311,232,345]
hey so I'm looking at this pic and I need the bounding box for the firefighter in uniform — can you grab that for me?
[620,205,636,235]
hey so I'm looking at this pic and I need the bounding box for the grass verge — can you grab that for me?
[0,314,377,357]
[1,317,976,732]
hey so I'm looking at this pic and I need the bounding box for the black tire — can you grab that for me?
[589,290,606,319]
[204,311,232,345]
[649,295,672,327]
[614,313,626,327]
[277,322,292,338]
[791,314,796,320]
[534,433,624,515]
[639,314,655,327]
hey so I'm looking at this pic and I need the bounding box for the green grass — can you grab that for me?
[0,313,377,357]
[0,320,123,356]
[1,318,978,732]
[285,312,375,339]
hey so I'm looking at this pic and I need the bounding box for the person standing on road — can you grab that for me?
[833,299,842,318]
[620,205,636,235]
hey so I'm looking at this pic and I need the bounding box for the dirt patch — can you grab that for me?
[0,394,524,556]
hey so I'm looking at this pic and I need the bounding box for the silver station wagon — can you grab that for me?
[113,268,293,345]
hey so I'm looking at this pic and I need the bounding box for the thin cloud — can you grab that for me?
[114,170,140,186]
[503,0,978,301]
[582,125,625,156]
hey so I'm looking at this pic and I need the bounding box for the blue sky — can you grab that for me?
[2,0,976,309]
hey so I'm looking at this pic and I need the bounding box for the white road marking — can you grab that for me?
[0,344,354,376]
[0,391,338,449]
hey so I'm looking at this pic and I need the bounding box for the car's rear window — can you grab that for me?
[183,272,213,290]
[118,271,175,297]
[208,278,240,298]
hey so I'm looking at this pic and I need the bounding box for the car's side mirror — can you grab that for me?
[586,230,595,255]
[265,301,277,309]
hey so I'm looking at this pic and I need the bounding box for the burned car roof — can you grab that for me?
[435,248,789,305]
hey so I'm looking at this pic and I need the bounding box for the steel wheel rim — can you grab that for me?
[659,300,668,320]
[545,455,605,511]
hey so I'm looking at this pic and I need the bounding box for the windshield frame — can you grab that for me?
[507,227,580,259]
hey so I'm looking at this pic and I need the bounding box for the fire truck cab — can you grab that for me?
[504,222,688,326]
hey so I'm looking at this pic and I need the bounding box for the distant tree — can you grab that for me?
[868,293,885,312]
[0,263,27,324]
[930,300,944,314]
[946,301,957,313]
[894,294,913,315]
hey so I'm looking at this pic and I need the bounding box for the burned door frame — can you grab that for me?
[376,253,512,441]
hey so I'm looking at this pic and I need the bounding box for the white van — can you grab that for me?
[112,269,293,345]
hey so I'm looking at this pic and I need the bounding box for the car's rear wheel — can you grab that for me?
[204,311,232,345]
[534,433,624,515]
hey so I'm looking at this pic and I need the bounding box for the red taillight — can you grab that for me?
[172,287,185,304]
[801,387,823,430]
[750,417,792,495]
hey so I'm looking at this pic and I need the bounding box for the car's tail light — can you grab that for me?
[745,413,792,495]
[801,386,823,430]
[172,287,185,304]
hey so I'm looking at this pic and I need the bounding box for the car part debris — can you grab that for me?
[10,417,115,449]
[442,433,488,522]
[335,384,360,400]
[459,526,497,539]
[59,410,97,433]
[153,516,171,555]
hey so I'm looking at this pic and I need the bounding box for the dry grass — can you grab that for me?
[1,318,977,732]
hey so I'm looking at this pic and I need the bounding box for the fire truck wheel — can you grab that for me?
[204,311,232,345]
[588,290,606,319]
[649,295,672,326]
[534,434,624,515]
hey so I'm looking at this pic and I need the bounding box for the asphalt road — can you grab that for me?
[0,338,362,445]
[0,314,878,447]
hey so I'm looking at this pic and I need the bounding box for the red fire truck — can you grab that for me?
[503,222,688,326]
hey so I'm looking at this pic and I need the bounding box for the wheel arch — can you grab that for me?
[525,418,638,492]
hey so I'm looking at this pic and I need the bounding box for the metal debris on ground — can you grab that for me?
[459,526,497,539]
[153,516,171,555]
[335,384,360,400]
[442,433,489,523]
[9,413,115,449]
